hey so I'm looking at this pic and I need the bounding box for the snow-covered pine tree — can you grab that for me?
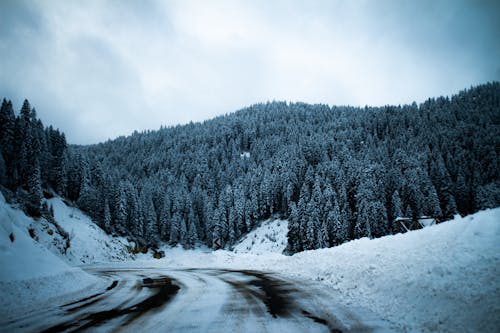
[391,190,403,221]
[26,160,42,216]
[169,211,182,245]
[142,187,159,245]
[285,201,300,253]
[115,181,128,235]
[0,99,16,188]
[103,199,112,233]
[187,208,199,248]
[328,196,344,246]
[304,177,322,250]
[179,218,188,248]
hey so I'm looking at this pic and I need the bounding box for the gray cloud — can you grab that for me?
[1,0,499,144]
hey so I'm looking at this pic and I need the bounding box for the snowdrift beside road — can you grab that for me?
[0,193,100,316]
[235,209,500,333]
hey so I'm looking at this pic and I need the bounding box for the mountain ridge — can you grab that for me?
[1,82,499,253]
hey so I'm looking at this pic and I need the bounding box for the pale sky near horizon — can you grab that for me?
[1,0,499,144]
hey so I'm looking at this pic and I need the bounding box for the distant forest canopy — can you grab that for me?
[1,82,499,253]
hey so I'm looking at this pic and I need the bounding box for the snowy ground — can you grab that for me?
[46,197,132,264]
[233,218,288,254]
[255,210,500,333]
[0,193,103,317]
[1,193,499,332]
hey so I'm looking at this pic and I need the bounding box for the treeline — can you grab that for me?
[0,99,67,216]
[69,82,499,252]
[1,83,499,253]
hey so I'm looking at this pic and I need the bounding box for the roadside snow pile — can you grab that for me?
[0,193,100,316]
[47,197,132,264]
[233,219,288,254]
[258,209,500,333]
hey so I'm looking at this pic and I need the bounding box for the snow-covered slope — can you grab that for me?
[233,218,288,254]
[0,193,100,315]
[46,197,132,264]
[241,209,500,333]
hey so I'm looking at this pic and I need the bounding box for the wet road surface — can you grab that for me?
[0,267,374,333]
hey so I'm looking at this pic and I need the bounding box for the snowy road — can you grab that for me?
[1,267,373,333]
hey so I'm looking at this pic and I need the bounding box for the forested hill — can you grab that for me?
[2,83,500,253]
[71,82,500,252]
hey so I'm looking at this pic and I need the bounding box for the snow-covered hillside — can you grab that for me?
[265,210,500,332]
[0,193,101,315]
[2,195,133,266]
[233,218,288,254]
[46,197,132,264]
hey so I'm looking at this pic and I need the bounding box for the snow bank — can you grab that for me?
[47,197,132,264]
[0,193,100,316]
[248,209,500,332]
[0,206,68,282]
[233,219,288,254]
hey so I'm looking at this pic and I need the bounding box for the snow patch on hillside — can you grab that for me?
[47,197,133,264]
[0,193,100,316]
[233,219,288,254]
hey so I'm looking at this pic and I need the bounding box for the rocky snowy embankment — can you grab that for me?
[0,193,104,316]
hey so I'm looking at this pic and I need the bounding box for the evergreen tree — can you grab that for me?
[328,196,345,246]
[170,212,182,245]
[187,210,198,248]
[129,189,144,241]
[0,152,6,185]
[103,199,112,233]
[203,198,215,245]
[475,182,500,210]
[316,219,329,249]
[285,201,300,253]
[304,177,322,250]
[179,218,188,247]
[26,160,42,216]
[115,182,128,235]
[142,188,159,245]
[296,182,310,250]
[212,206,226,249]
[159,193,172,241]
[0,99,16,188]
[391,190,403,219]
[77,159,100,223]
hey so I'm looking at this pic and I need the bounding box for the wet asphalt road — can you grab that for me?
[0,267,373,333]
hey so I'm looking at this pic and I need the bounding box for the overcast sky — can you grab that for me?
[1,0,499,144]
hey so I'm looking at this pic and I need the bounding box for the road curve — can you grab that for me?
[0,267,373,333]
